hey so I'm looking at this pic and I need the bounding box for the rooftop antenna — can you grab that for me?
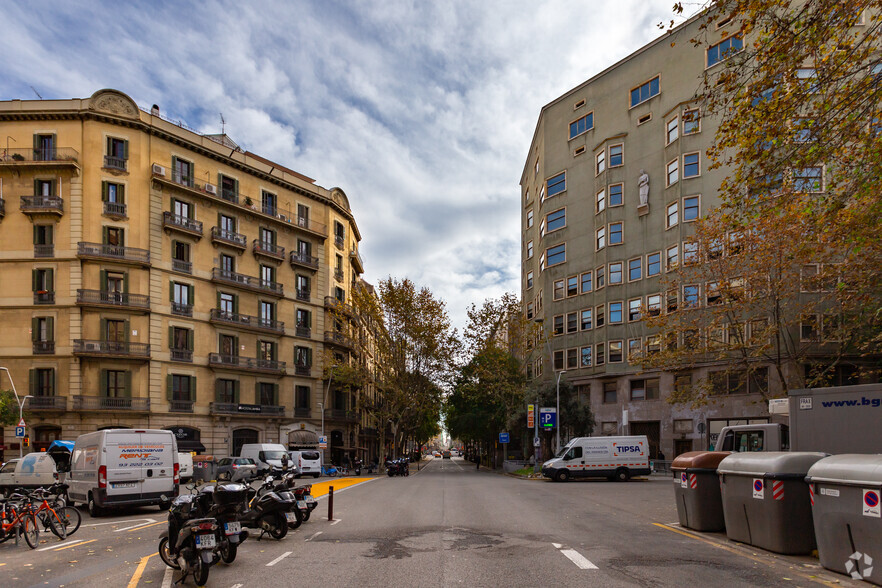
[30,86,43,100]
[220,113,225,135]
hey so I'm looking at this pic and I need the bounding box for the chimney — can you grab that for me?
[151,104,160,116]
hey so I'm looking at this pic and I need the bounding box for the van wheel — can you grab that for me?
[313,473,320,479]
[555,470,570,483]
[88,493,103,517]
[158,502,170,512]
[614,468,631,482]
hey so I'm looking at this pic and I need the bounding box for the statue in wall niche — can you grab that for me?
[638,169,650,207]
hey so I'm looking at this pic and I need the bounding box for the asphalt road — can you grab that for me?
[0,457,859,587]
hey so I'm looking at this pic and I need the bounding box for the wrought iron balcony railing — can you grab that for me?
[33,341,55,354]
[172,259,192,274]
[290,251,319,271]
[103,155,127,170]
[295,326,311,338]
[104,201,127,218]
[210,268,283,297]
[295,364,311,376]
[73,339,151,358]
[170,349,193,362]
[334,235,344,250]
[26,396,66,410]
[34,291,55,304]
[34,244,54,258]
[1,147,79,163]
[21,195,64,214]
[294,407,311,418]
[210,309,284,333]
[78,242,150,265]
[72,395,150,411]
[163,212,203,237]
[77,289,150,310]
[296,288,310,302]
[211,226,247,249]
[324,331,354,348]
[171,302,193,317]
[252,239,285,260]
[208,353,286,373]
[169,399,195,413]
[334,268,344,282]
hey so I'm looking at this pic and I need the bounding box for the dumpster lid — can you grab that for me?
[671,451,731,471]
[806,454,882,487]
[717,451,827,477]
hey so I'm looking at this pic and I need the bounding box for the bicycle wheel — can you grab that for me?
[59,506,82,536]
[22,513,39,549]
[41,509,67,539]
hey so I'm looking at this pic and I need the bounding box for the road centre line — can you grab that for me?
[123,521,166,532]
[266,551,292,567]
[38,539,83,551]
[54,539,96,551]
[560,549,598,570]
[126,552,156,588]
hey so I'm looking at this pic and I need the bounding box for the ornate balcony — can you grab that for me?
[34,244,54,258]
[163,212,203,239]
[26,396,67,410]
[211,226,247,251]
[290,251,319,271]
[33,341,55,355]
[169,399,195,413]
[73,339,151,360]
[209,309,284,334]
[170,349,193,362]
[20,195,64,217]
[103,201,127,219]
[252,240,285,263]
[295,325,311,339]
[296,288,310,302]
[295,364,311,376]
[210,402,285,417]
[103,155,127,171]
[350,248,365,273]
[34,291,55,305]
[72,395,150,412]
[172,259,192,274]
[210,267,283,297]
[334,235,344,250]
[324,331,354,349]
[208,353,286,374]
[324,296,353,315]
[329,409,357,422]
[292,215,327,239]
[294,407,311,418]
[334,268,344,282]
[220,187,238,204]
[171,302,193,317]
[0,147,79,166]
[77,242,150,266]
[76,289,150,312]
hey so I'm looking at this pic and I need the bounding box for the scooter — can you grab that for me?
[353,458,362,476]
[158,493,223,586]
[238,476,297,539]
[196,483,251,563]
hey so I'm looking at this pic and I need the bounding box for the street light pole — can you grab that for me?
[0,367,29,458]
[556,370,566,454]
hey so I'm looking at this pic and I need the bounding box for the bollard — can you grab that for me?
[328,485,334,521]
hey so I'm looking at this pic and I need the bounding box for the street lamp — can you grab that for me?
[556,370,567,454]
[0,367,30,458]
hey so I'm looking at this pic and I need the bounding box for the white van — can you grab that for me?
[177,452,194,481]
[239,443,289,475]
[289,450,322,478]
[67,429,179,516]
[0,454,59,497]
[542,436,651,482]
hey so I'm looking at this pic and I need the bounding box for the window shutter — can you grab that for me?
[100,318,107,339]
[100,270,107,291]
[32,269,38,291]
[47,269,54,291]
[29,368,35,395]
[273,383,279,406]
[187,329,194,351]
[254,381,260,404]
[106,137,113,157]
[233,336,239,353]
[33,224,38,244]
[122,139,129,160]
[124,371,132,398]
[169,282,175,303]
[49,369,56,396]
[122,272,129,293]
[46,317,54,341]
[168,326,174,349]
[188,284,194,306]
[102,226,108,245]
[216,290,221,309]
[101,181,108,202]
[31,317,38,342]
[234,380,240,404]
[100,369,108,397]
[33,134,40,153]
[167,374,174,400]
[187,164,194,187]
[233,294,239,314]
[171,155,178,179]
[119,184,125,204]
[124,319,130,343]
[215,379,223,403]
[189,376,197,401]
[233,178,239,197]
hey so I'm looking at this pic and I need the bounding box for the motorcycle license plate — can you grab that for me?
[285,512,298,523]
[224,522,241,535]
[305,496,315,503]
[195,533,216,549]
[297,500,307,510]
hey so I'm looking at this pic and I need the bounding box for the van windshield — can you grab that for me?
[260,451,288,461]
[555,443,575,458]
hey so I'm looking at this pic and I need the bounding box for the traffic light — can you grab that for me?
[23,436,30,448]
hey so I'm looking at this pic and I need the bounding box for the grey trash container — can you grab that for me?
[192,455,217,483]
[718,451,826,554]
[806,454,882,583]
[671,451,731,531]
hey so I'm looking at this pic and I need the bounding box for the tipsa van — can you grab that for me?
[67,429,179,516]
[542,436,651,482]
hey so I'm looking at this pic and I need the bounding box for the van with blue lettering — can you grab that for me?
[542,436,651,482]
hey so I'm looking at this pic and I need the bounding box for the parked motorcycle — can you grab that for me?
[157,493,223,585]
[239,476,297,538]
[385,458,409,477]
[196,483,250,563]
[353,458,362,476]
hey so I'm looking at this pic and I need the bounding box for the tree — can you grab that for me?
[529,380,595,451]
[0,390,21,426]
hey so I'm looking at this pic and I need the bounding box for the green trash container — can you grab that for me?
[718,452,826,554]
[671,451,731,531]
[806,454,882,583]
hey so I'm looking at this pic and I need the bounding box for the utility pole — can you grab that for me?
[556,370,566,454]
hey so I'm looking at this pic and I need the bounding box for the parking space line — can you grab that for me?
[126,552,156,588]
[124,521,166,532]
[82,517,155,529]
[38,539,83,551]
[305,531,322,541]
[560,548,598,570]
[54,539,97,551]
[266,551,292,567]
[330,518,342,525]
[161,566,173,588]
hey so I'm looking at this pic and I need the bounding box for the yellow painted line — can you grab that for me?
[309,477,371,498]
[126,552,157,588]
[0,563,6,566]
[126,521,166,532]
[54,538,97,551]
[652,524,836,586]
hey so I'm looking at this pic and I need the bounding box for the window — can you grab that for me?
[105,370,128,398]
[574,99,586,109]
[219,253,234,273]
[603,382,616,403]
[793,167,823,192]
[628,298,641,322]
[609,302,623,324]
[667,289,679,313]
[219,292,235,314]
[526,302,534,320]
[627,258,642,282]
[596,266,605,289]
[29,367,54,396]
[524,189,530,203]
[220,175,239,202]
[647,294,662,317]
[609,184,623,207]
[596,305,605,328]
[647,252,661,277]
[706,281,722,305]
[609,262,623,284]
[546,244,566,267]
[666,245,679,270]
[260,227,276,248]
[170,375,194,402]
[546,208,566,232]
[683,153,700,178]
[172,156,193,187]
[172,281,192,309]
[630,378,660,400]
[666,117,679,144]
[683,196,700,221]
[261,190,277,216]
[173,199,193,220]
[526,271,534,290]
[609,341,623,363]
[258,382,278,406]
[106,137,128,166]
[553,279,565,301]
[105,226,124,247]
[296,308,311,329]
[595,150,605,175]
[569,112,594,138]
[707,35,743,67]
[628,339,642,361]
[596,226,606,250]
[596,343,606,366]
[258,340,277,363]
[296,274,311,299]
[666,159,679,186]
[553,315,564,336]
[547,172,566,197]
[580,271,592,293]
[683,241,699,265]
[566,276,578,297]
[666,202,679,228]
[526,241,533,259]
[801,315,820,341]
[553,350,565,371]
[173,241,190,266]
[295,346,312,368]
[34,224,53,246]
[260,264,276,287]
[259,300,275,326]
[683,109,700,134]
[526,209,533,228]
[683,284,700,307]
[295,385,310,409]
[596,189,606,213]
[567,348,578,369]
[609,144,623,167]
[573,146,586,156]
[609,222,623,245]
[102,181,125,204]
[796,67,819,94]
[567,312,578,334]
[580,309,593,330]
[580,346,592,367]
[793,117,816,143]
[630,75,660,107]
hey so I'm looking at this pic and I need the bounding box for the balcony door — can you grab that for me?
[220,334,238,361]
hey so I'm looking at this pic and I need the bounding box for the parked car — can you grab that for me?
[443,450,451,459]
[216,457,258,481]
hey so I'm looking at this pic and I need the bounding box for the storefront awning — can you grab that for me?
[177,440,206,453]
[288,430,319,447]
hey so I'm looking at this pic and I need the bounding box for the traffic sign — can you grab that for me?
[18,418,26,427]
[15,426,26,438]
[527,404,534,429]
[499,432,510,444]
[318,436,327,449]
[539,407,556,428]
[533,436,541,447]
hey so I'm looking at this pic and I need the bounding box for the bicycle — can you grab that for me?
[24,484,81,539]
[0,494,40,548]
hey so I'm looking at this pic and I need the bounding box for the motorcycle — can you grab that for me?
[271,472,317,523]
[239,476,298,538]
[157,493,223,586]
[196,483,251,563]
[385,458,410,477]
[353,458,362,476]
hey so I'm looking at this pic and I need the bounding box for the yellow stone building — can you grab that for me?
[0,89,375,461]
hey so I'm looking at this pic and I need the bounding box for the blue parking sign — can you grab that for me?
[539,407,556,428]
[499,432,509,444]
[15,426,25,437]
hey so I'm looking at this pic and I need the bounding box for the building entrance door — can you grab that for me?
[674,439,693,457]
[630,421,661,459]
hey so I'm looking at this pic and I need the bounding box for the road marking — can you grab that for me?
[230,585,243,588]
[560,549,598,570]
[124,521,166,532]
[266,551,292,567]
[552,542,562,548]
[161,566,173,588]
[330,518,342,525]
[81,517,155,529]
[54,539,97,551]
[38,538,84,551]
[305,531,322,541]
[115,520,162,532]
[126,552,157,588]
[311,476,378,499]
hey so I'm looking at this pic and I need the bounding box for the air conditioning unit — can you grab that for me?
[152,164,166,177]
[204,183,217,195]
[84,341,101,351]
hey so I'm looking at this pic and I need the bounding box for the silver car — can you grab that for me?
[216,457,258,482]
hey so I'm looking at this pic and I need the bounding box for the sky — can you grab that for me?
[0,1,694,333]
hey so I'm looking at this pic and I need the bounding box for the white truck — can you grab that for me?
[0,453,60,497]
[542,435,651,482]
[67,429,179,516]
[239,443,289,475]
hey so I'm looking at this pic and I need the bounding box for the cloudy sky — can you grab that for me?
[1,1,693,332]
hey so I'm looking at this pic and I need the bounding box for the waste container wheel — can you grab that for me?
[614,468,630,482]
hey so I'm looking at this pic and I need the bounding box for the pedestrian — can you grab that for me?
[657,450,666,461]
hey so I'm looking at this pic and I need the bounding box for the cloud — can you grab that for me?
[0,0,693,333]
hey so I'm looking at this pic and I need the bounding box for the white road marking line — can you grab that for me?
[230,584,243,588]
[38,539,83,551]
[552,542,562,549]
[560,548,598,570]
[330,518,342,525]
[161,566,174,588]
[266,551,292,567]
[81,517,155,528]
[305,531,322,541]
